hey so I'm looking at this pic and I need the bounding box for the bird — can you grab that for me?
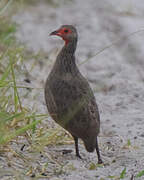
[44,25,103,164]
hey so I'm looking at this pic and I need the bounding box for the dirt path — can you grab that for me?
[12,0,144,179]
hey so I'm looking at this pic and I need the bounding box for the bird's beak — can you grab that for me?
[50,29,61,36]
[50,30,58,36]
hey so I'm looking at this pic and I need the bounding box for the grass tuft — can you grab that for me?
[136,170,144,178]
[0,15,73,178]
[120,167,126,179]
[0,18,16,45]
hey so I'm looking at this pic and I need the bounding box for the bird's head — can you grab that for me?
[50,25,77,45]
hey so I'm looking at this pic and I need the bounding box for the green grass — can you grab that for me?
[0,19,16,45]
[0,9,71,154]
[119,167,126,179]
[136,170,144,178]
[14,0,74,7]
[0,18,72,178]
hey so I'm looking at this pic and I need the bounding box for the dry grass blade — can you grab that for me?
[79,29,144,66]
[0,0,13,16]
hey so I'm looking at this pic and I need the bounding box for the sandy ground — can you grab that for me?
[8,0,144,179]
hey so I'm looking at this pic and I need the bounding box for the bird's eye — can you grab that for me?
[64,29,69,33]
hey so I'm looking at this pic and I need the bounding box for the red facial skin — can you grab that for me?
[50,28,72,45]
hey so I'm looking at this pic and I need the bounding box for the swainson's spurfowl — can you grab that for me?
[45,25,103,164]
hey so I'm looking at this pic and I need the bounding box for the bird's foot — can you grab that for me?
[98,158,103,164]
[76,153,82,159]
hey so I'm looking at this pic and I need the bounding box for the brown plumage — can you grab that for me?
[45,25,103,164]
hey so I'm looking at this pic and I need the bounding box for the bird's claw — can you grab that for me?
[76,154,82,159]
[98,158,103,164]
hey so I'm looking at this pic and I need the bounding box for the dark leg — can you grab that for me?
[73,136,82,159]
[96,137,103,164]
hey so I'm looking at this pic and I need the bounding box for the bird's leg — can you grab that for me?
[95,137,103,164]
[73,136,82,159]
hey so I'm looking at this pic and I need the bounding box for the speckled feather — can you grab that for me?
[45,25,100,153]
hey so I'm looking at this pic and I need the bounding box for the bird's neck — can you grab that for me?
[55,38,78,74]
[62,38,77,54]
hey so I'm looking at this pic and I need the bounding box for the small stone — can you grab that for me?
[20,144,25,151]
[140,133,144,137]
[62,149,72,155]
[134,93,139,98]
[112,124,116,127]
[24,78,31,83]
[41,173,47,176]
[31,173,35,178]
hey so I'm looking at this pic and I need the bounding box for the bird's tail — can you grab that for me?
[83,138,96,152]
